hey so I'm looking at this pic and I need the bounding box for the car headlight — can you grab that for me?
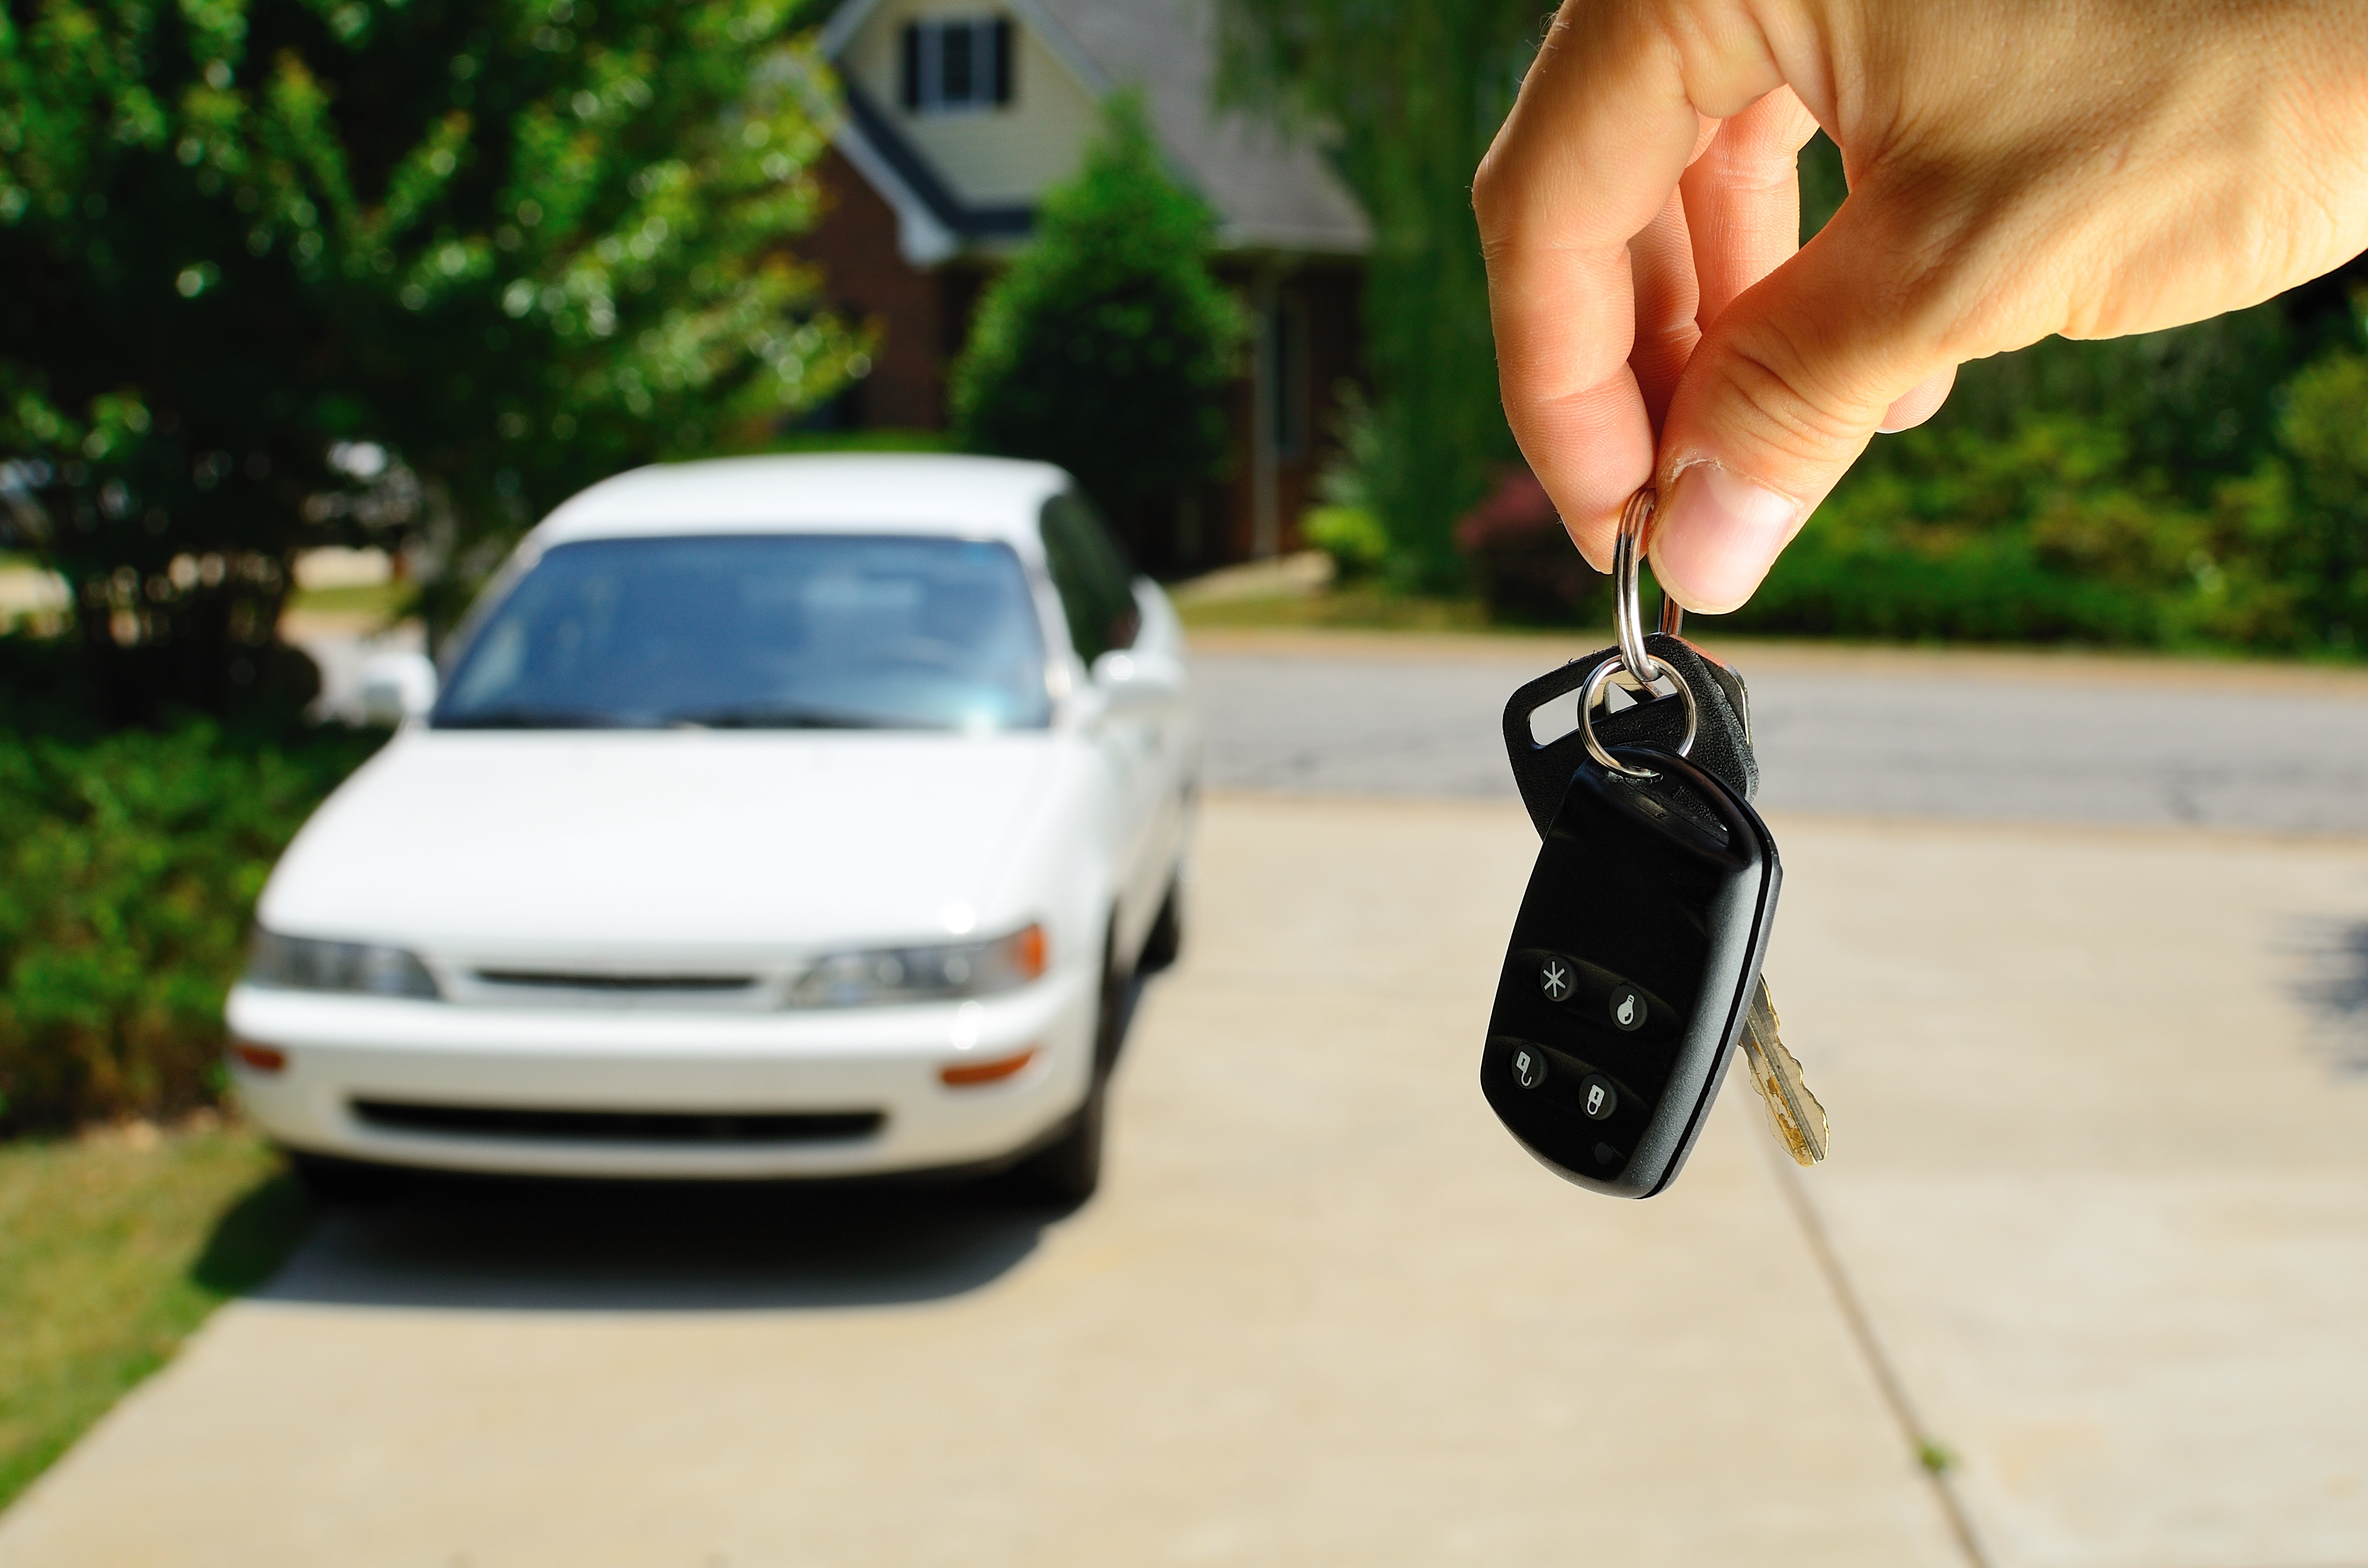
[787,923,1048,1008]
[246,928,441,999]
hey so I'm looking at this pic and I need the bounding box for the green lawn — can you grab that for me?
[283,580,415,620]
[0,1122,309,1510]
[1175,584,1492,633]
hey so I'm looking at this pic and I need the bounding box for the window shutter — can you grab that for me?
[992,18,1013,104]
[900,23,921,110]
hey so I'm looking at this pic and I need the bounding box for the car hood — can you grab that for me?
[260,731,1061,958]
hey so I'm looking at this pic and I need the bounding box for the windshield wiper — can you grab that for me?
[661,703,904,730]
[433,707,624,730]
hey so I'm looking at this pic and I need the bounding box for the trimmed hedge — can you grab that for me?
[0,713,381,1133]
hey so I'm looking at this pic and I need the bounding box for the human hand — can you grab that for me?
[1474,0,2368,612]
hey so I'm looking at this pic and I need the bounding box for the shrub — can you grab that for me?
[2238,350,2368,650]
[951,94,1247,544]
[1453,466,1606,624]
[1718,416,2191,646]
[0,710,380,1133]
[1302,506,1389,579]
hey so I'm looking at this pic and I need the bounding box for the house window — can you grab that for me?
[900,17,1013,114]
[1263,298,1306,460]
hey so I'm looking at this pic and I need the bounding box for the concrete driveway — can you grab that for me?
[5,630,2367,1568]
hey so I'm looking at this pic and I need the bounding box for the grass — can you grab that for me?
[0,1120,310,1510]
[1175,583,1492,634]
[283,579,414,620]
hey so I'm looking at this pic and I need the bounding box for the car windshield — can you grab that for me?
[433,534,1051,731]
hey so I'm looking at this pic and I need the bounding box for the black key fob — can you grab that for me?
[1480,745,1781,1198]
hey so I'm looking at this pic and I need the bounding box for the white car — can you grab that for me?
[226,454,1197,1203]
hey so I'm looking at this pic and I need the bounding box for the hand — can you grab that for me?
[1474,0,2368,612]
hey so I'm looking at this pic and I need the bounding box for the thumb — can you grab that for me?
[1649,207,1959,613]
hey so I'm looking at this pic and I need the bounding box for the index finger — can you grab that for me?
[1474,0,1786,562]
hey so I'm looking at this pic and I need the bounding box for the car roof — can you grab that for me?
[529,453,1072,551]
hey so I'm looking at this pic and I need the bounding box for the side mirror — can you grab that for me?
[358,650,438,726]
[1089,648,1184,711]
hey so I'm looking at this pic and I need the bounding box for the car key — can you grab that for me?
[1483,489,1819,1195]
[1739,976,1828,1165]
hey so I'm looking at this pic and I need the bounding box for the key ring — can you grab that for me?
[1612,486,1663,683]
[1578,486,1698,779]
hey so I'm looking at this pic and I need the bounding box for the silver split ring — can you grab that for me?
[1581,486,1698,779]
[1612,487,1660,681]
[1578,653,1698,778]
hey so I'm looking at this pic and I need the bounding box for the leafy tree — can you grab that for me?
[1216,0,1538,588]
[950,94,1246,548]
[0,0,866,722]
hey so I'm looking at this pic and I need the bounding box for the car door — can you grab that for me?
[1038,493,1183,959]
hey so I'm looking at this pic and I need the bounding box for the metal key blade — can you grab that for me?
[1739,976,1829,1165]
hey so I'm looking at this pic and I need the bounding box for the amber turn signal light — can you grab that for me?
[939,1047,1037,1087]
[228,1041,287,1074]
[1009,923,1048,981]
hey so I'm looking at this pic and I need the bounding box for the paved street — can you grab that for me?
[6,632,2368,1567]
[1192,628,2368,834]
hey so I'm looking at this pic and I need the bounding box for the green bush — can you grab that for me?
[1727,416,2186,644]
[1303,506,1389,579]
[2233,350,2368,650]
[1718,346,2368,655]
[951,94,1246,542]
[0,710,381,1133]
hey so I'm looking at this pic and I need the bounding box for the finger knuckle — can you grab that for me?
[1708,327,1873,464]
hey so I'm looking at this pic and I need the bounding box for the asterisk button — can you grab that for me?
[1539,958,1573,1002]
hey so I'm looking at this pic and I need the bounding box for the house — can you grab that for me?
[803,0,1371,574]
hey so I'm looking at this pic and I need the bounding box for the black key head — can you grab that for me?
[1502,633,1757,837]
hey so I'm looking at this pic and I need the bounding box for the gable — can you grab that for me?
[821,0,1370,259]
[839,0,1105,209]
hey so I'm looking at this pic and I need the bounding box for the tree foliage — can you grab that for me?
[0,0,866,720]
[1216,0,1538,588]
[0,717,382,1132]
[950,94,1245,542]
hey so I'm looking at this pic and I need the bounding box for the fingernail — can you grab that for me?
[1652,465,1799,614]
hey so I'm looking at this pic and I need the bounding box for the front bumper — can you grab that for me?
[223,974,1095,1178]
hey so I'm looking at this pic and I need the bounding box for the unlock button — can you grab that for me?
[1579,1073,1618,1121]
[1510,1045,1549,1090]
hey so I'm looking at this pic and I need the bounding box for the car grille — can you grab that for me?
[351,1099,884,1145]
[472,970,760,992]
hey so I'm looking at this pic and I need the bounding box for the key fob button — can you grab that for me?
[1538,957,1575,1002]
[1511,1045,1549,1090]
[1579,1073,1617,1120]
[1607,984,1647,1032]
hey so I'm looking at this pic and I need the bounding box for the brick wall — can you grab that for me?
[802,150,949,430]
